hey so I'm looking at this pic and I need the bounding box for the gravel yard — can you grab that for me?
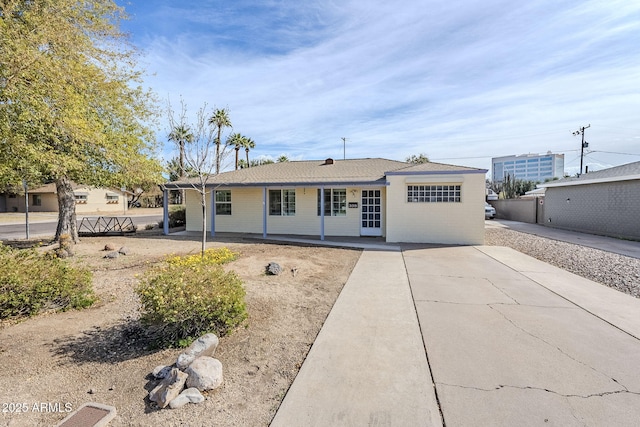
[485,227,640,299]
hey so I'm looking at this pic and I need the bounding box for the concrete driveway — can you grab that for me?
[272,245,640,426]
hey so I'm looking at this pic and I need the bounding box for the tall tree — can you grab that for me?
[0,0,162,242]
[168,125,194,178]
[277,155,289,163]
[208,108,232,174]
[226,132,244,170]
[243,137,256,167]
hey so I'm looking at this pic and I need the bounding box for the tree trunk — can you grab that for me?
[245,148,250,168]
[235,147,239,170]
[201,190,207,259]
[55,176,79,243]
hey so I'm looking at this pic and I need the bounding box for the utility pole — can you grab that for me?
[341,137,347,160]
[572,124,590,175]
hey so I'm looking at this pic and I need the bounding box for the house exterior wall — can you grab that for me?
[185,186,374,237]
[544,180,640,240]
[385,173,486,244]
[74,187,127,214]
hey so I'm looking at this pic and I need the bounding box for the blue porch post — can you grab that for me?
[262,187,267,239]
[320,185,325,241]
[162,188,169,235]
[210,189,215,237]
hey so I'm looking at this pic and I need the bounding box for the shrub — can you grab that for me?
[166,247,238,266]
[158,207,186,229]
[0,243,95,319]
[136,248,247,348]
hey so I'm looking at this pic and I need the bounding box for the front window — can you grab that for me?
[317,189,346,216]
[74,193,88,204]
[407,185,461,203]
[32,194,42,206]
[215,190,232,215]
[269,189,295,216]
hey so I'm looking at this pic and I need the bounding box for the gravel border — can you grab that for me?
[485,228,640,299]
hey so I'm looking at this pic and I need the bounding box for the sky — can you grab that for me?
[119,0,640,177]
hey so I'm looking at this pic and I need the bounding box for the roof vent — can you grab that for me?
[324,158,334,165]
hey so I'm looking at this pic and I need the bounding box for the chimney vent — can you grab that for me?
[324,158,334,165]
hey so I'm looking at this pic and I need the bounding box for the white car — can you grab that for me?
[485,203,496,219]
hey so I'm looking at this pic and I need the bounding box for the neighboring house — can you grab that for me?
[492,152,564,184]
[1,183,127,214]
[162,158,488,245]
[538,161,640,240]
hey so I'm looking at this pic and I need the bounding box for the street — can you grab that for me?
[0,214,163,240]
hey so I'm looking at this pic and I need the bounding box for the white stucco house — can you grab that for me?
[161,158,488,245]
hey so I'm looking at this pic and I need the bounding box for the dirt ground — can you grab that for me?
[0,232,361,426]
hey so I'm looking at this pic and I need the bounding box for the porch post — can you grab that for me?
[210,188,215,237]
[320,185,325,241]
[262,187,267,239]
[162,188,169,235]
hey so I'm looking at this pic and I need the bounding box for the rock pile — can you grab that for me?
[148,333,223,409]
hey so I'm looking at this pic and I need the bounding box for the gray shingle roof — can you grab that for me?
[540,161,640,188]
[163,158,486,188]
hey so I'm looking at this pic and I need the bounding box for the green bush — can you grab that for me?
[136,249,247,348]
[0,244,95,319]
[158,206,186,229]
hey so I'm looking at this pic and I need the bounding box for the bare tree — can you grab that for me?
[168,102,219,258]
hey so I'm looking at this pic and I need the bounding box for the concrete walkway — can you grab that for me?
[271,245,640,426]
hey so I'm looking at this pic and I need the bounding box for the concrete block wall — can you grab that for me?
[491,199,538,223]
[544,180,640,240]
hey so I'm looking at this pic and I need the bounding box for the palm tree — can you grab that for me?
[237,159,248,169]
[277,155,289,162]
[242,136,256,167]
[208,108,232,174]
[168,125,194,179]
[226,132,244,170]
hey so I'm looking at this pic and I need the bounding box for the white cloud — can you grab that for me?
[126,0,640,174]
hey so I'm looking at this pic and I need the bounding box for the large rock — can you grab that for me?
[185,357,223,391]
[266,262,282,275]
[149,368,188,408]
[176,333,219,369]
[152,365,172,380]
[168,388,205,409]
[104,251,119,259]
[118,246,130,255]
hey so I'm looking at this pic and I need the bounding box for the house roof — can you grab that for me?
[539,161,640,188]
[163,158,487,189]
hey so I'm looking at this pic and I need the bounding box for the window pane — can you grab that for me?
[283,189,296,216]
[269,190,281,215]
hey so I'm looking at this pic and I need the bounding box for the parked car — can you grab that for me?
[485,203,496,219]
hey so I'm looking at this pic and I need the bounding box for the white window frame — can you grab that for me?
[215,190,232,215]
[269,189,295,216]
[407,185,461,203]
[317,188,347,216]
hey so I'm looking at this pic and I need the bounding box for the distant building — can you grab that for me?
[492,152,564,184]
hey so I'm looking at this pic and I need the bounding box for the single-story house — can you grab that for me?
[538,161,640,240]
[162,158,488,245]
[0,183,128,214]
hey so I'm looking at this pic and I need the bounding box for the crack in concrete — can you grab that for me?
[485,278,520,304]
[487,304,631,392]
[437,382,640,399]
[417,299,580,310]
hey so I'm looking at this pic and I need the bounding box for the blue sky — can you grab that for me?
[120,0,640,176]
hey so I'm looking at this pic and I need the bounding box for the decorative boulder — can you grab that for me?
[266,262,282,275]
[168,388,205,409]
[104,243,116,251]
[176,333,219,370]
[103,251,119,259]
[118,246,130,255]
[149,368,188,409]
[185,357,223,391]
[152,365,172,380]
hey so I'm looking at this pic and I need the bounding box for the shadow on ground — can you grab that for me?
[52,320,157,364]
